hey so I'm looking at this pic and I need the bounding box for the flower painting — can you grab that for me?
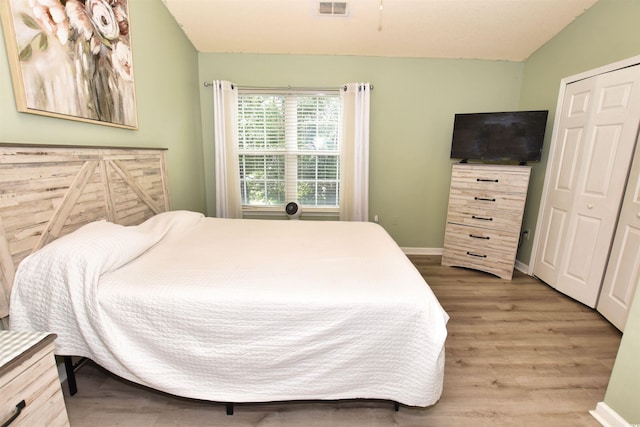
[1,0,138,128]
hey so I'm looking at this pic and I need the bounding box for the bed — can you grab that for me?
[0,144,449,409]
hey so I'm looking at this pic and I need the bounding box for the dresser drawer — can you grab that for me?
[442,224,519,279]
[442,246,517,280]
[443,222,518,255]
[446,203,525,233]
[0,334,69,427]
[450,164,530,194]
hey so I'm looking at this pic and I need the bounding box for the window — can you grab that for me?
[237,91,341,213]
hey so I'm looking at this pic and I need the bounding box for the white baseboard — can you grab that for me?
[514,259,529,274]
[401,247,443,256]
[590,402,631,427]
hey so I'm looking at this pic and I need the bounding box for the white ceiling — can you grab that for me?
[162,0,599,61]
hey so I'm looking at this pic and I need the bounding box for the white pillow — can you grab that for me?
[135,210,204,238]
[17,219,165,278]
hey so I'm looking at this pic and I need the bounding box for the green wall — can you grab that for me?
[198,54,524,247]
[0,0,205,213]
[518,0,640,423]
[605,288,640,424]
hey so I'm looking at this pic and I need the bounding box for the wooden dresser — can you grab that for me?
[0,331,69,427]
[442,163,531,280]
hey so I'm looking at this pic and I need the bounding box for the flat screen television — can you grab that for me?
[450,110,548,163]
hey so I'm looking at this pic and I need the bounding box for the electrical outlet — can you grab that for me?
[374,214,379,223]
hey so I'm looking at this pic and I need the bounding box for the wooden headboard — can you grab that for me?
[0,144,170,326]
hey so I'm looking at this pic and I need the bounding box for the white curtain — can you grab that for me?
[213,80,242,218]
[340,83,371,222]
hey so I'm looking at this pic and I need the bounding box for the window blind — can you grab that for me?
[238,92,341,209]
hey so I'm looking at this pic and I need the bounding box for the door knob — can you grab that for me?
[588,204,594,209]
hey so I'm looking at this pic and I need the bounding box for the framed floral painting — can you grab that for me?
[0,0,138,129]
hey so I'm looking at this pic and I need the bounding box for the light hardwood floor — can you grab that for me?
[62,256,621,426]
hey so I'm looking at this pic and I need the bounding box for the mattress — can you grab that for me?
[10,211,449,407]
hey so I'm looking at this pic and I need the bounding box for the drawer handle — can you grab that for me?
[467,251,487,258]
[474,196,496,202]
[472,215,493,221]
[469,234,490,240]
[1,400,26,427]
[477,178,499,182]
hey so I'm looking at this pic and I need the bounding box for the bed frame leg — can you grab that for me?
[63,356,88,396]
[394,401,400,412]
[63,356,78,396]
[226,403,234,415]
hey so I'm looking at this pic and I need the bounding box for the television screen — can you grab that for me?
[450,110,548,163]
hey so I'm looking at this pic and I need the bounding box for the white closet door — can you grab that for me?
[533,77,594,287]
[597,138,640,330]
[533,65,640,308]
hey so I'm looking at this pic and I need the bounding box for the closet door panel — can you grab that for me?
[597,217,640,331]
[537,128,583,273]
[597,133,640,330]
[534,78,594,285]
[583,124,622,196]
[539,207,567,272]
[563,214,600,283]
[555,123,625,305]
[555,128,583,192]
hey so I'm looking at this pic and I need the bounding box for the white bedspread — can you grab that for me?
[10,211,449,407]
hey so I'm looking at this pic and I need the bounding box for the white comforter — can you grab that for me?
[10,211,449,407]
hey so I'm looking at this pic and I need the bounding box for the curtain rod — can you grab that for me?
[203,82,373,91]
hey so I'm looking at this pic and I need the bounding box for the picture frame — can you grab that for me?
[0,0,138,129]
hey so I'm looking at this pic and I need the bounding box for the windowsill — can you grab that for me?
[242,206,340,220]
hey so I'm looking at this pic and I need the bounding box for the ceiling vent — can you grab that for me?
[318,1,348,16]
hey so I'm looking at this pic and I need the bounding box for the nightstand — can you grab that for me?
[0,331,70,426]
